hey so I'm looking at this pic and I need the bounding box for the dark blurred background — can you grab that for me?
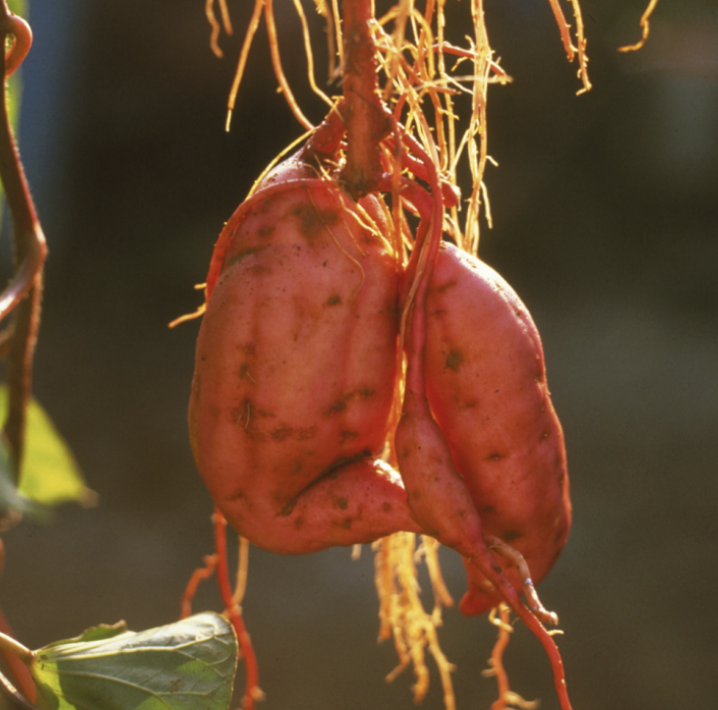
[2,1,717,708]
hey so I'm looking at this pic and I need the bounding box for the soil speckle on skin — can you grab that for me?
[326,294,342,306]
[225,246,268,270]
[290,202,339,246]
[502,530,524,542]
[446,349,463,371]
[238,363,254,381]
[257,196,273,215]
[279,499,297,516]
[324,400,347,416]
[296,426,318,440]
[337,497,349,510]
[271,425,294,441]
[323,387,376,416]
[290,203,321,242]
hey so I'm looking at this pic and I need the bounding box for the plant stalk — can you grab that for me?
[0,0,47,479]
[340,0,390,199]
[0,631,32,666]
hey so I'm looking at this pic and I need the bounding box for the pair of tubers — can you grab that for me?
[188,124,572,706]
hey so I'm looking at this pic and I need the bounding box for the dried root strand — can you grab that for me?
[311,0,340,79]
[418,535,453,613]
[370,0,503,252]
[545,0,591,94]
[618,0,660,53]
[223,0,331,132]
[266,0,314,130]
[211,1,595,249]
[232,536,250,608]
[226,0,264,131]
[483,605,540,710]
[168,291,206,328]
[205,0,233,58]
[373,533,456,710]
[292,0,333,108]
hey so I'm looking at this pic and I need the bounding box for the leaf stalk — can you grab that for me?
[0,630,33,665]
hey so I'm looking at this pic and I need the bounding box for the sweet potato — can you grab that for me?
[394,218,573,708]
[188,159,421,554]
[190,161,570,583]
[423,243,571,615]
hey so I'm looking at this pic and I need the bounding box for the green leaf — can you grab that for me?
[0,386,94,507]
[0,449,46,520]
[30,613,238,710]
[41,622,129,650]
[5,0,28,130]
[6,1,27,21]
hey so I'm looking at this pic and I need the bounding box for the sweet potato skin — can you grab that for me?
[188,164,423,553]
[424,243,571,614]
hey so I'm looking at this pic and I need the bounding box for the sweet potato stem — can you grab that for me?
[340,0,390,199]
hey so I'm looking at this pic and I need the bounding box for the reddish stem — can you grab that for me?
[0,2,47,478]
[214,509,260,710]
[301,102,346,161]
[340,0,390,199]
[179,554,218,620]
[466,554,573,710]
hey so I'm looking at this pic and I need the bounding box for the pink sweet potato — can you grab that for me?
[394,231,573,710]
[424,242,571,615]
[188,159,421,554]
